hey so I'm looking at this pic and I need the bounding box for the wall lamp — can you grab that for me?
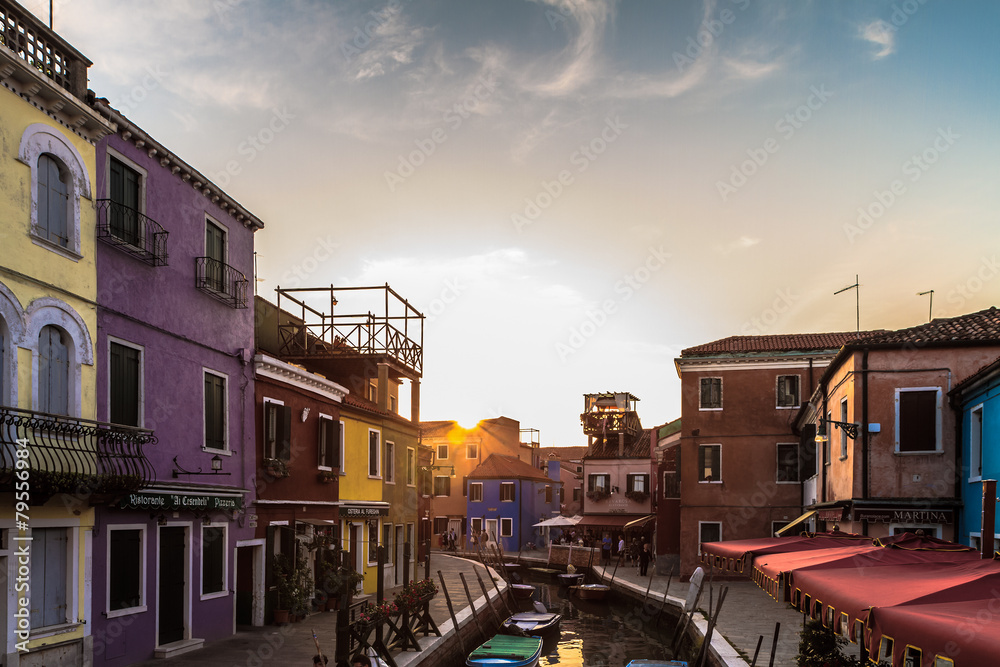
[815,419,859,443]
[420,464,456,478]
[173,454,231,477]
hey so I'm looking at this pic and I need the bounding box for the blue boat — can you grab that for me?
[466,634,544,667]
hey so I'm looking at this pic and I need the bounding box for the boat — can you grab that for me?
[501,603,562,636]
[576,583,610,600]
[466,634,543,667]
[557,573,584,586]
[626,661,688,667]
[511,583,535,600]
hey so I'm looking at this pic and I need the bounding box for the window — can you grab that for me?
[544,485,552,503]
[30,527,69,628]
[970,404,984,480]
[500,482,516,502]
[626,473,649,493]
[437,444,449,460]
[662,471,680,498]
[38,325,69,415]
[896,388,942,452]
[204,371,227,451]
[434,476,450,496]
[469,517,482,535]
[262,398,288,460]
[777,443,799,482]
[38,154,70,247]
[383,524,393,561]
[434,517,449,534]
[109,156,142,245]
[776,375,800,407]
[500,518,512,537]
[467,442,478,459]
[389,395,397,413]
[699,377,722,409]
[108,526,144,615]
[470,482,483,502]
[406,447,415,485]
[384,441,395,483]
[587,474,610,492]
[201,525,226,597]
[573,487,581,501]
[367,520,379,564]
[368,380,377,403]
[109,339,142,427]
[204,219,227,292]
[698,522,721,554]
[339,420,346,474]
[839,398,849,459]
[368,429,381,477]
[698,444,721,482]
[318,414,340,469]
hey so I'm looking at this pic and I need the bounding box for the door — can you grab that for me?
[394,525,404,584]
[158,527,186,645]
[485,519,499,546]
[235,545,253,626]
[349,523,363,586]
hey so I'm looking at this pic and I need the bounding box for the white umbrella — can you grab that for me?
[533,515,582,527]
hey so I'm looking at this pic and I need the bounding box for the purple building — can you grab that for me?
[90,101,263,663]
[467,456,562,552]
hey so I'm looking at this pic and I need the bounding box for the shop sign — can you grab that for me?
[343,506,389,517]
[852,508,953,524]
[119,492,243,511]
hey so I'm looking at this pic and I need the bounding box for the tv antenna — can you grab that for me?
[834,275,860,333]
[917,290,934,322]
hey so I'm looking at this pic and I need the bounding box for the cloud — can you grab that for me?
[723,57,782,80]
[525,0,615,96]
[859,20,896,59]
[716,236,761,255]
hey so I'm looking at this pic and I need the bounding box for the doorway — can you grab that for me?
[158,526,187,646]
[394,525,404,584]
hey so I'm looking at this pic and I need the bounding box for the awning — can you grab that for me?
[575,514,636,528]
[774,510,817,536]
[624,514,656,530]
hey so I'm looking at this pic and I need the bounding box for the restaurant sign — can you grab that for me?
[343,506,389,517]
[852,508,953,524]
[119,492,243,511]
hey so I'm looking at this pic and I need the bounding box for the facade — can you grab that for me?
[90,100,262,662]
[951,355,1000,550]
[654,418,681,574]
[466,455,561,552]
[674,334,861,579]
[797,308,1000,542]
[252,353,346,622]
[577,393,655,545]
[0,5,124,665]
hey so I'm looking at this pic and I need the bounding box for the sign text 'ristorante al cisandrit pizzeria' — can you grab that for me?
[119,491,243,511]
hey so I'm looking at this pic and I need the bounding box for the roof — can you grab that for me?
[583,429,651,460]
[537,446,588,461]
[949,354,1000,398]
[681,331,873,357]
[658,418,682,439]
[854,306,1000,347]
[468,454,553,482]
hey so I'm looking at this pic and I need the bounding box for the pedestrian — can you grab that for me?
[601,533,612,565]
[629,537,640,566]
[617,534,625,560]
[449,528,457,551]
[351,655,371,667]
[639,542,651,576]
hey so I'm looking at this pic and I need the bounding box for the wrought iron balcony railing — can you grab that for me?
[580,410,642,438]
[0,406,156,499]
[0,0,89,98]
[95,199,169,266]
[195,257,249,309]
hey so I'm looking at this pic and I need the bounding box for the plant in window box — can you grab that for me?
[263,457,289,479]
[357,600,399,627]
[393,578,437,612]
[624,490,649,503]
[586,489,611,502]
[317,470,338,483]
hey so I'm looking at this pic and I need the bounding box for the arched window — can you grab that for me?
[38,325,70,415]
[0,324,5,406]
[37,154,70,248]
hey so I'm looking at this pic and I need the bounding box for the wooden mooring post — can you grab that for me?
[460,572,486,640]
[437,570,466,656]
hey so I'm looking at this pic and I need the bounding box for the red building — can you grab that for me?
[654,418,681,574]
[674,333,863,578]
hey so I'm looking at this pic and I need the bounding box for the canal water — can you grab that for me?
[457,571,687,667]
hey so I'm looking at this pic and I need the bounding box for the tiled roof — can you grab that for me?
[583,429,651,460]
[468,454,553,482]
[852,307,1000,347]
[681,331,876,356]
[343,393,394,417]
[538,446,588,461]
[950,354,1000,397]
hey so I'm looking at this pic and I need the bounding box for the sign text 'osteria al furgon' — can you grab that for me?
[119,492,243,511]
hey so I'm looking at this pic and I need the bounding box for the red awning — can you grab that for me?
[867,598,1000,665]
[575,514,636,528]
[700,532,871,574]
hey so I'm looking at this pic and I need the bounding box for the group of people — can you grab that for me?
[599,533,652,576]
[439,528,458,551]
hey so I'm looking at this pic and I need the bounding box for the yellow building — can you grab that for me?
[0,5,123,665]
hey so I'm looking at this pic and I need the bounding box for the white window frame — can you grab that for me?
[105,146,148,240]
[434,475,450,497]
[894,387,943,454]
[106,524,147,617]
[368,428,381,478]
[437,444,449,460]
[776,374,801,408]
[698,521,722,556]
[107,336,145,427]
[469,482,483,502]
[203,367,230,453]
[204,215,228,263]
[467,442,479,459]
[26,299,92,418]
[969,404,984,481]
[200,522,229,600]
[698,444,722,483]
[262,396,284,460]
[499,482,516,502]
[318,412,335,470]
[587,473,610,492]
[384,440,395,484]
[406,447,415,486]
[699,377,723,411]
[500,518,513,537]
[469,517,482,535]
[626,473,648,494]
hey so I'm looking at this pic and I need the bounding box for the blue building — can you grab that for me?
[952,355,1000,551]
[467,455,561,552]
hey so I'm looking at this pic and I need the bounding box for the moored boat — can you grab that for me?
[501,611,562,636]
[466,634,543,667]
[557,573,584,586]
[511,583,535,599]
[576,583,610,600]
[625,660,688,667]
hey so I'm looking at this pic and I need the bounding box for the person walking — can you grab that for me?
[601,533,612,565]
[617,534,625,561]
[638,542,651,576]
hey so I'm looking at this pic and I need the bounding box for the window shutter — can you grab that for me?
[463,476,468,497]
[626,475,634,493]
[698,446,707,480]
[278,405,291,460]
[328,419,341,468]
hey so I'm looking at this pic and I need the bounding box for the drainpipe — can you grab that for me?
[861,349,870,537]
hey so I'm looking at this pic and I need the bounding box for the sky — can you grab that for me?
[35,0,1000,447]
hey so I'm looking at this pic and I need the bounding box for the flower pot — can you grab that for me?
[274,609,290,624]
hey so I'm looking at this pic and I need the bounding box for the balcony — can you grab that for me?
[195,257,249,309]
[0,0,88,98]
[0,406,156,500]
[580,410,642,438]
[96,199,169,266]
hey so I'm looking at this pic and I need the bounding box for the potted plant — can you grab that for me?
[393,578,437,613]
[625,490,649,503]
[586,489,611,502]
[272,555,296,624]
[263,457,290,479]
[317,470,337,484]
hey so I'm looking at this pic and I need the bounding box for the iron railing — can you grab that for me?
[0,406,156,498]
[580,410,642,438]
[95,199,169,266]
[195,256,248,309]
[0,0,89,97]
